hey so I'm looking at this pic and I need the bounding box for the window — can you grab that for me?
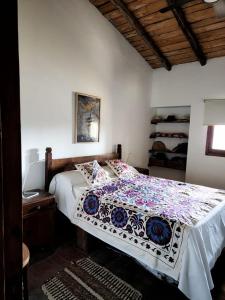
[206,125,225,157]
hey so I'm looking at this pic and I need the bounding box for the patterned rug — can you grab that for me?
[42,257,142,300]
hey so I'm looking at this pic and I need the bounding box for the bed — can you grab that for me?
[45,145,225,300]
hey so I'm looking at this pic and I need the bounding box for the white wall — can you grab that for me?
[18,0,152,190]
[151,57,225,189]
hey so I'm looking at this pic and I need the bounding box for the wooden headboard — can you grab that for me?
[45,144,122,191]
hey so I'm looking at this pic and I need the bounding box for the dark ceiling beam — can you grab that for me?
[109,0,172,71]
[167,0,207,66]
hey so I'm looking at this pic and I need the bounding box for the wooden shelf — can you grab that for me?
[150,136,188,139]
[151,120,190,125]
[149,150,187,155]
[150,132,188,139]
[150,109,190,173]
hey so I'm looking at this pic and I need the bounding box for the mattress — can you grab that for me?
[49,170,225,300]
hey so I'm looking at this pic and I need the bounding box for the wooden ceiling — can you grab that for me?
[89,0,225,70]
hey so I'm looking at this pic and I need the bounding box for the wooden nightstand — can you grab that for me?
[135,167,149,175]
[22,190,56,250]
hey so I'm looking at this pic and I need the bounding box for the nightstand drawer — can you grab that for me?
[23,202,56,218]
[135,167,149,175]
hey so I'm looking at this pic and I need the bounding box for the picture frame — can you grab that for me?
[74,92,101,143]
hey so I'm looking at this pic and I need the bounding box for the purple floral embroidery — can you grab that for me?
[130,214,144,229]
[99,203,110,217]
[102,184,118,193]
[83,174,223,226]
[146,217,172,246]
[83,194,99,215]
[77,174,224,271]
[111,207,128,228]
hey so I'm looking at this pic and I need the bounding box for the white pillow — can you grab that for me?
[49,170,88,195]
[102,166,118,178]
[58,170,88,188]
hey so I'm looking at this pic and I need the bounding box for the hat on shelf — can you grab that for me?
[172,143,188,154]
[166,115,176,122]
[152,141,167,152]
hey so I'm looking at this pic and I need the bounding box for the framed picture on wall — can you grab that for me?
[74,92,101,143]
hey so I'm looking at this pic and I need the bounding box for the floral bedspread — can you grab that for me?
[75,175,225,273]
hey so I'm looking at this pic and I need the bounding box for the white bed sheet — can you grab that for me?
[49,167,117,220]
[49,170,87,220]
[49,171,225,300]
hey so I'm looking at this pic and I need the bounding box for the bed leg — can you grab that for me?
[76,227,88,252]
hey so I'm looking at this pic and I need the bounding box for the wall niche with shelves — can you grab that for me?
[149,106,191,181]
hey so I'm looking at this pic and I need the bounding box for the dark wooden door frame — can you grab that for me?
[1,1,22,299]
